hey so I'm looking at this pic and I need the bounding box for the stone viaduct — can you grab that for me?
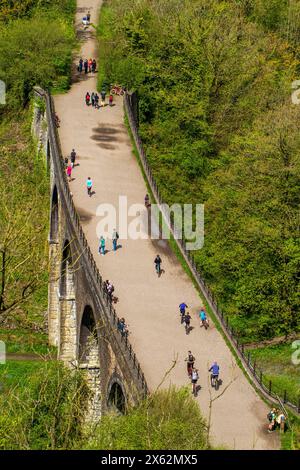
[32,87,148,420]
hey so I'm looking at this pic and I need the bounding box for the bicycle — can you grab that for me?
[201,318,209,330]
[110,84,124,96]
[180,310,185,324]
[185,320,190,335]
[155,263,161,276]
[210,374,219,390]
[87,186,92,197]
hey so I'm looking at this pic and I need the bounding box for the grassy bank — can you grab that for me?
[248,342,300,406]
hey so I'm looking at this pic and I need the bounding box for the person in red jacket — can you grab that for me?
[66,163,72,182]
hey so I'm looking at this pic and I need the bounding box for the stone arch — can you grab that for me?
[79,305,99,364]
[48,184,60,347]
[79,305,101,422]
[107,375,126,414]
[60,240,74,298]
[59,239,76,361]
[50,185,59,242]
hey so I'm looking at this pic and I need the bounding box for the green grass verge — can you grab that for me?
[0,329,56,356]
[248,343,300,406]
[0,360,47,392]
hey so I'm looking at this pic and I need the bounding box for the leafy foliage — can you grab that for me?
[0,0,76,22]
[85,387,209,450]
[0,113,49,328]
[98,0,300,341]
[0,0,75,109]
[0,361,89,450]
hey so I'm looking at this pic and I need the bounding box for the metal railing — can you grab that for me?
[124,92,300,415]
[34,87,148,398]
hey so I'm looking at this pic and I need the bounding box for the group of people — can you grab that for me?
[179,303,209,334]
[65,149,77,181]
[267,408,286,433]
[85,90,113,108]
[78,57,97,74]
[184,351,220,397]
[99,230,120,255]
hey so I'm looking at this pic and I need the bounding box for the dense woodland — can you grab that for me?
[98,0,300,341]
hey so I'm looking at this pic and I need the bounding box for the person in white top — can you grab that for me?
[191,368,199,396]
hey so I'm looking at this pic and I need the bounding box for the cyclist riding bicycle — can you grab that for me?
[154,255,162,275]
[199,308,208,328]
[86,177,93,196]
[209,361,220,386]
[179,302,188,323]
[184,312,191,334]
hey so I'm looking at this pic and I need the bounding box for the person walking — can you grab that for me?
[85,92,90,106]
[107,281,115,301]
[64,157,69,168]
[70,149,76,168]
[86,11,91,23]
[66,163,72,182]
[191,368,199,396]
[185,351,195,378]
[92,59,97,73]
[94,93,99,109]
[99,236,105,256]
[101,89,106,104]
[88,58,93,73]
[112,229,119,251]
[86,177,93,196]
[154,254,162,276]
[109,94,113,107]
[78,58,83,73]
[84,59,88,74]
[91,92,95,107]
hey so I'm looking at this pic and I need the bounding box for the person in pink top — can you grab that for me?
[66,163,72,182]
